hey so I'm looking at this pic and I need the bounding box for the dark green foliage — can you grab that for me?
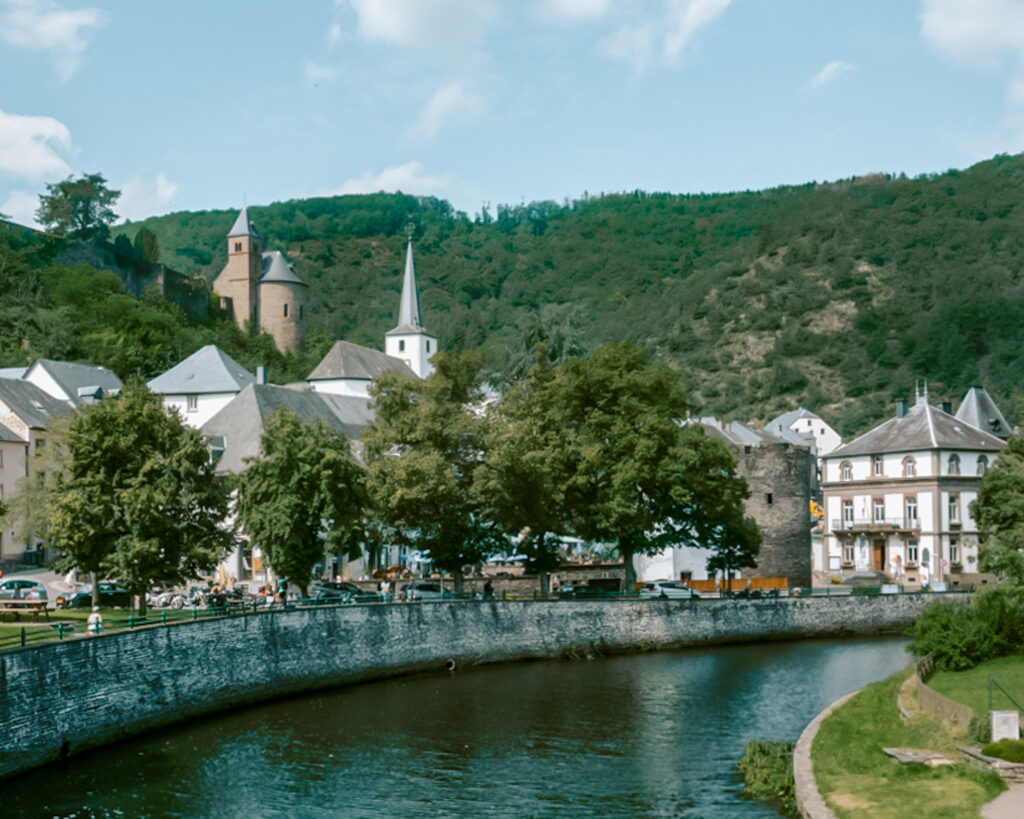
[134,227,159,263]
[36,173,120,240]
[737,739,799,818]
[908,586,1024,670]
[982,738,1024,762]
[973,433,1024,584]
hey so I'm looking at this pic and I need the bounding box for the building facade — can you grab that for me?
[821,390,1005,585]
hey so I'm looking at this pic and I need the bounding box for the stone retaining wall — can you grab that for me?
[0,593,954,783]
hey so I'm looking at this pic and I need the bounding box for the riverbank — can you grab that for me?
[0,593,951,783]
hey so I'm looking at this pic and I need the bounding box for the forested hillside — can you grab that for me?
[7,152,1024,436]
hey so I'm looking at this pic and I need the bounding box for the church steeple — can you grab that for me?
[385,240,436,379]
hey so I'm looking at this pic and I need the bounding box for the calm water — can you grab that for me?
[6,637,910,818]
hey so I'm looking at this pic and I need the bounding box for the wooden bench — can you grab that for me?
[0,600,51,621]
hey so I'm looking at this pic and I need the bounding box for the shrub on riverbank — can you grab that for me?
[982,738,1024,763]
[737,739,798,817]
[908,586,1024,671]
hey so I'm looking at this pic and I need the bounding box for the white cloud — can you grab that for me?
[602,0,731,73]
[920,0,1024,65]
[0,108,72,180]
[345,0,497,55]
[326,161,450,196]
[1,189,42,227]
[408,81,482,140]
[807,60,853,90]
[0,0,107,82]
[303,59,338,83]
[117,172,180,222]
[536,0,610,24]
[327,21,343,48]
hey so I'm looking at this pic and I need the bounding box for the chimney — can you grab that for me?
[896,398,908,418]
[940,401,952,414]
[256,366,267,385]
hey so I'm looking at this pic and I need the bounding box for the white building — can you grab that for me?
[765,407,843,457]
[821,388,1006,585]
[147,345,256,428]
[306,341,417,398]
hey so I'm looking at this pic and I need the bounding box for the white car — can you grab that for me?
[638,581,701,600]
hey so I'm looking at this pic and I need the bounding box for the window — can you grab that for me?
[922,547,931,567]
[843,500,854,526]
[0,448,3,466]
[950,538,959,563]
[907,539,919,564]
[903,457,916,478]
[300,306,304,320]
[36,470,45,487]
[234,242,242,252]
[905,496,918,526]
[765,493,773,505]
[947,454,960,475]
[872,455,883,476]
[283,303,288,317]
[399,340,405,352]
[949,493,959,523]
[187,395,198,412]
[978,455,988,476]
[873,497,885,523]
[35,437,45,454]
[843,543,855,564]
[841,461,852,481]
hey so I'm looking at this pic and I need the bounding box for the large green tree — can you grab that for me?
[47,382,233,612]
[36,173,120,240]
[364,351,499,586]
[972,434,1024,584]
[235,407,368,596]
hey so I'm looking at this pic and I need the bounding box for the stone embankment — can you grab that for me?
[0,593,951,782]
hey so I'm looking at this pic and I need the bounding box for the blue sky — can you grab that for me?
[2,0,1024,227]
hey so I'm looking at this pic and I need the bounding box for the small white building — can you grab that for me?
[821,388,1006,585]
[21,358,122,406]
[765,407,843,457]
[147,345,256,428]
[306,341,417,398]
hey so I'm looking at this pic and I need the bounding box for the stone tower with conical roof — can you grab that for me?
[384,242,436,379]
[213,208,307,352]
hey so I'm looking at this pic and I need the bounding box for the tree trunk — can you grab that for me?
[138,592,147,617]
[90,571,99,610]
[620,538,636,591]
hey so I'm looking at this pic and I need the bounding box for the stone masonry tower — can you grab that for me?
[384,241,436,378]
[213,207,262,331]
[258,250,307,352]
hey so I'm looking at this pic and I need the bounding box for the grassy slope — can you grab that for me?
[929,654,1024,716]
[812,670,1005,818]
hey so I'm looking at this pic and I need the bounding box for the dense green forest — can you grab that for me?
[6,152,1024,436]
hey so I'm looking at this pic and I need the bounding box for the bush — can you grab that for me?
[909,586,1024,671]
[737,739,799,818]
[982,738,1024,763]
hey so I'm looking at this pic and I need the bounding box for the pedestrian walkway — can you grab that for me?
[982,783,1024,818]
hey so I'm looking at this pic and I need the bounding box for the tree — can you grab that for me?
[538,340,759,588]
[235,407,368,596]
[47,382,234,612]
[364,351,499,586]
[35,173,120,240]
[972,434,1024,584]
[134,227,160,264]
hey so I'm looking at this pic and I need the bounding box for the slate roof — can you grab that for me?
[0,379,74,430]
[260,250,305,286]
[227,207,258,238]
[692,417,813,451]
[147,345,256,395]
[767,407,821,429]
[200,384,375,474]
[25,359,122,405]
[386,242,431,336]
[0,421,24,443]
[829,400,1005,458]
[955,386,1012,439]
[0,367,27,380]
[306,340,417,383]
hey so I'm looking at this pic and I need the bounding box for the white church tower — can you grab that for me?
[385,241,436,379]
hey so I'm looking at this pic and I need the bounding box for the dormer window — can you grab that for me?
[977,455,988,476]
[947,454,960,476]
[840,461,852,481]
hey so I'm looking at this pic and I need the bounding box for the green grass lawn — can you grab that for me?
[929,654,1024,717]
[812,669,1006,818]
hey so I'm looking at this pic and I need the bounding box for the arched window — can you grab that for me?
[840,461,852,481]
[902,456,916,478]
[947,454,960,475]
[977,455,989,476]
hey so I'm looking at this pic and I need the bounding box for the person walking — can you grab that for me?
[87,606,103,635]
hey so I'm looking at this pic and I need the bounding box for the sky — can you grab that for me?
[3,0,1024,227]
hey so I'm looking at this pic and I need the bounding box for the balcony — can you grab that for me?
[830,518,920,534]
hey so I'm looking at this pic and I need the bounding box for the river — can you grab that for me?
[5,636,910,817]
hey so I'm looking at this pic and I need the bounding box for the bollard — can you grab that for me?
[20,627,26,647]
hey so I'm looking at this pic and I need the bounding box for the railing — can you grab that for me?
[830,518,920,531]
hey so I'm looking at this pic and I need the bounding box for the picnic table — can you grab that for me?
[0,599,51,621]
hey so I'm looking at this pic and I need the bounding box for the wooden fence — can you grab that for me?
[687,577,790,593]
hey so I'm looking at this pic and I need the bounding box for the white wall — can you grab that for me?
[161,393,237,428]
[309,379,371,398]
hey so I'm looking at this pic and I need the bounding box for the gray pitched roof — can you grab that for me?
[0,367,26,380]
[0,379,74,430]
[260,250,305,286]
[955,386,1012,438]
[0,421,24,443]
[306,340,417,383]
[147,345,256,395]
[767,407,821,429]
[227,207,257,238]
[694,417,813,451]
[26,359,123,405]
[387,241,428,335]
[830,400,1006,458]
[201,384,374,473]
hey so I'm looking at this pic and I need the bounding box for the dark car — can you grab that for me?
[56,582,132,609]
[313,581,383,604]
[399,582,454,602]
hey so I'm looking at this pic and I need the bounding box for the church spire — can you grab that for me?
[395,240,423,330]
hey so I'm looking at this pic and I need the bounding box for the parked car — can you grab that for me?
[146,588,188,609]
[0,578,47,600]
[56,582,132,609]
[638,581,701,600]
[312,581,383,603]
[557,584,610,599]
[399,582,454,602]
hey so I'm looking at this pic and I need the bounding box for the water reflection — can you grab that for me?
[5,637,910,818]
